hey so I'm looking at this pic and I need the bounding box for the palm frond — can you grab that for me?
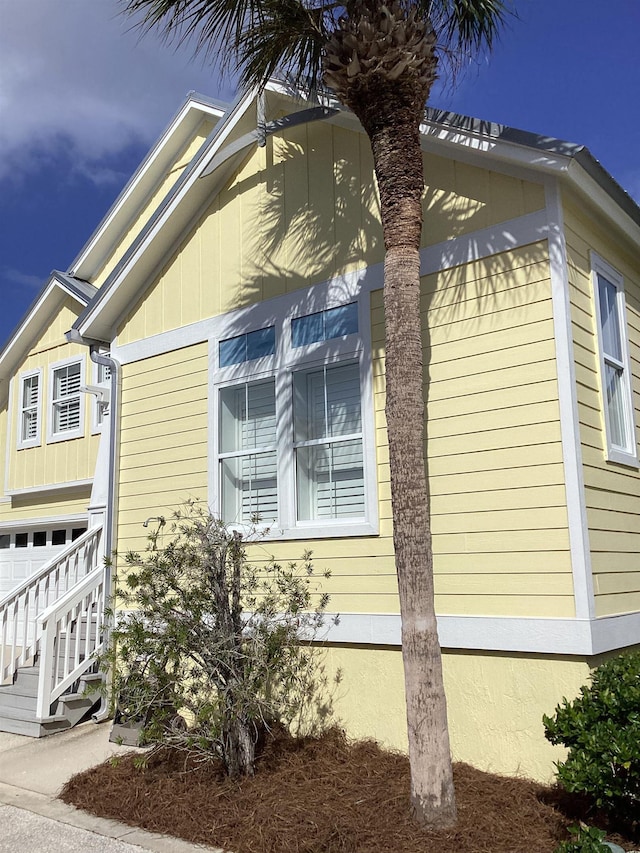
[426,0,513,52]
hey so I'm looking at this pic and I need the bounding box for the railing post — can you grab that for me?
[36,616,56,720]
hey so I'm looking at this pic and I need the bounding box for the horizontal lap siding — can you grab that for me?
[117,343,209,554]
[366,240,574,619]
[563,193,640,617]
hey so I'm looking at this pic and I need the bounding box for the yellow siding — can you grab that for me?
[93,120,216,288]
[115,238,573,619]
[0,492,90,524]
[6,297,99,496]
[563,191,640,617]
[116,343,209,553]
[117,122,546,346]
[422,152,545,245]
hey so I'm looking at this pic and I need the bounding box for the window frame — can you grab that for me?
[47,357,86,443]
[91,360,112,434]
[591,252,638,467]
[17,367,43,449]
[210,295,378,539]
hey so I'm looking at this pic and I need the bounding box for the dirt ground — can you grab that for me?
[61,728,636,853]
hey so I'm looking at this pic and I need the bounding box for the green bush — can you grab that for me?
[543,650,640,829]
[554,824,609,853]
[103,505,336,777]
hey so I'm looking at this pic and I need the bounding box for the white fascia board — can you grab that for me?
[70,95,227,282]
[323,612,640,657]
[0,512,88,532]
[0,276,91,382]
[565,159,640,248]
[75,89,258,344]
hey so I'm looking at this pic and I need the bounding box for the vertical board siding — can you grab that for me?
[117,343,210,554]
[117,120,547,347]
[6,298,99,495]
[93,120,216,289]
[563,192,640,616]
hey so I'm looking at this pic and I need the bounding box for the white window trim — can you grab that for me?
[17,368,43,450]
[591,252,639,468]
[210,292,378,540]
[90,361,111,434]
[47,356,86,443]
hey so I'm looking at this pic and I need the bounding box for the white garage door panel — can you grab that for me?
[0,525,88,597]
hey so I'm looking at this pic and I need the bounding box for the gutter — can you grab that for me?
[66,328,120,722]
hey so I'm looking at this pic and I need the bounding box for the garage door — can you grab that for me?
[0,524,88,598]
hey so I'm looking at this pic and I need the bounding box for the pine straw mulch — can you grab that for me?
[60,728,636,853]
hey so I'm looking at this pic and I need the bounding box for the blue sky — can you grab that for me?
[0,0,639,350]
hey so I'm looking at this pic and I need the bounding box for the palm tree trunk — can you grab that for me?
[355,87,457,828]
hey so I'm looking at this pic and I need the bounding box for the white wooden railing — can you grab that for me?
[36,564,105,720]
[0,526,103,685]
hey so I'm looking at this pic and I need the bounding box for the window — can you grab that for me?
[292,303,358,347]
[219,327,275,367]
[93,361,111,431]
[72,527,87,541]
[33,531,47,547]
[592,253,638,466]
[15,533,27,548]
[213,297,376,538]
[294,363,364,520]
[17,369,42,449]
[49,359,84,441]
[52,529,66,546]
[219,379,277,523]
[0,535,9,549]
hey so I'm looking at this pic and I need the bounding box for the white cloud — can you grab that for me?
[0,0,234,182]
[2,267,44,291]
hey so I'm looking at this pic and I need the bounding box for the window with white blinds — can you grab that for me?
[18,370,41,448]
[592,254,638,466]
[294,363,364,520]
[214,296,375,537]
[219,379,278,524]
[49,360,84,440]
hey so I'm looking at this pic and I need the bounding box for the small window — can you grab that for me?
[592,254,638,466]
[71,527,87,541]
[96,362,111,428]
[52,529,66,546]
[219,327,275,367]
[292,303,358,347]
[33,531,47,547]
[49,359,84,441]
[15,533,28,548]
[0,535,10,549]
[18,370,42,448]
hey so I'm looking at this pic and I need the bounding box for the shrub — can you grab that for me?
[554,824,609,853]
[104,505,336,777]
[543,650,640,830]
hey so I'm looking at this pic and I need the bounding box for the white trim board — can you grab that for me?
[114,208,548,367]
[0,513,88,532]
[545,180,595,620]
[324,611,640,657]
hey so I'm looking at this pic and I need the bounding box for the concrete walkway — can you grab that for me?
[0,722,224,852]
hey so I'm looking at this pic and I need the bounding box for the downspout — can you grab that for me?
[65,328,120,722]
[89,345,120,722]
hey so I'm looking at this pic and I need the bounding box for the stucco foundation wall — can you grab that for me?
[324,644,591,782]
